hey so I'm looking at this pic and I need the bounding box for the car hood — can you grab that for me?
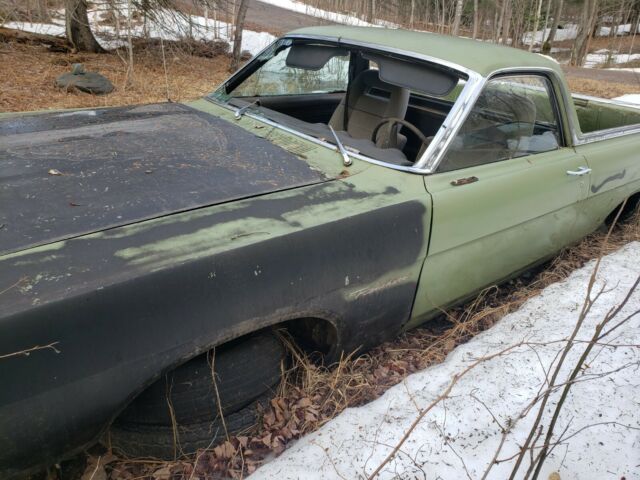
[0,103,329,256]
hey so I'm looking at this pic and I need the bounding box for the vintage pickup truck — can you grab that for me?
[1,26,639,477]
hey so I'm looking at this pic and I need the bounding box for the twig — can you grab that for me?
[0,342,60,360]
[367,341,526,479]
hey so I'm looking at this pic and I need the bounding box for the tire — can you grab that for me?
[109,394,270,459]
[117,331,285,425]
[109,331,284,459]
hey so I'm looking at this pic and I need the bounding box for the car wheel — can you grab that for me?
[109,394,270,458]
[109,331,284,458]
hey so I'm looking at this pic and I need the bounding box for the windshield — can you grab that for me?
[232,43,349,97]
[210,38,465,167]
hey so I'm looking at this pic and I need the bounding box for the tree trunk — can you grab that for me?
[530,0,544,50]
[452,0,464,35]
[28,0,51,22]
[126,0,134,85]
[571,0,598,66]
[410,0,415,28]
[496,0,507,42]
[545,0,563,46]
[230,0,249,71]
[504,0,513,44]
[472,0,479,38]
[65,0,104,52]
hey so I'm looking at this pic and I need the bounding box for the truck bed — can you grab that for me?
[573,94,640,134]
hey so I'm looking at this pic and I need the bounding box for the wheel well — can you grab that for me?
[279,317,340,362]
[606,191,640,225]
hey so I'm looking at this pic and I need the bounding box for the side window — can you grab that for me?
[438,75,561,172]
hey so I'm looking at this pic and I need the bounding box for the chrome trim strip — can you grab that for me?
[572,92,640,109]
[208,34,485,175]
[211,102,429,173]
[419,76,485,171]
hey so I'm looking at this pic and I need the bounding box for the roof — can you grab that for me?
[288,26,562,77]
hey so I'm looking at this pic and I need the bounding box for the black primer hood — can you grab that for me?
[0,103,327,255]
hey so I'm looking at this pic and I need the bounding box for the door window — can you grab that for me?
[438,75,561,172]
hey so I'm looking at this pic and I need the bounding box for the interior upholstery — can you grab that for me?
[329,69,410,148]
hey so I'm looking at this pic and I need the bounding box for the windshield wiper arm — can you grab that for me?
[234,99,260,119]
[328,125,352,167]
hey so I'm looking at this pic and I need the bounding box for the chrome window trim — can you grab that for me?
[210,39,640,175]
[208,34,484,175]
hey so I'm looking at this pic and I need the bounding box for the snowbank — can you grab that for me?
[614,94,640,105]
[524,23,640,46]
[251,243,640,480]
[4,7,275,55]
[584,50,640,68]
[255,0,395,27]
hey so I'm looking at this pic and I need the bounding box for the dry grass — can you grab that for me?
[0,41,230,112]
[556,33,640,54]
[566,76,640,98]
[98,210,639,479]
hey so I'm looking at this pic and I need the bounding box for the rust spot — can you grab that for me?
[450,176,478,187]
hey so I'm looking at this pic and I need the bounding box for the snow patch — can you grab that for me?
[250,243,640,480]
[255,0,396,27]
[5,6,275,55]
[613,94,640,105]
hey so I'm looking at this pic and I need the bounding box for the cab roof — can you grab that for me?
[288,26,562,78]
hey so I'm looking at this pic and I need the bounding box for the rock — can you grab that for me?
[55,63,114,95]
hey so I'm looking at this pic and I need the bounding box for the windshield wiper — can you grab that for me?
[328,125,352,167]
[234,99,261,119]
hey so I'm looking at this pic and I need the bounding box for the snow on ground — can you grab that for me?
[607,67,640,73]
[584,50,640,68]
[524,23,639,46]
[4,6,275,55]
[251,243,640,480]
[255,0,395,27]
[614,94,640,105]
[523,23,580,45]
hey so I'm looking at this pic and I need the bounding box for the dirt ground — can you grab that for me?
[0,41,229,112]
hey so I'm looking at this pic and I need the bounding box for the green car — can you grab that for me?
[1,26,638,477]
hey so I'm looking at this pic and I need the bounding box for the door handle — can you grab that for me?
[566,166,592,176]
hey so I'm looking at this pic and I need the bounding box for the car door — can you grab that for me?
[407,73,590,327]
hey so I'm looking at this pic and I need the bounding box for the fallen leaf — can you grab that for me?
[151,466,172,480]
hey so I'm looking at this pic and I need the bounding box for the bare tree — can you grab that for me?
[572,0,599,65]
[65,0,104,52]
[452,0,464,35]
[230,0,248,71]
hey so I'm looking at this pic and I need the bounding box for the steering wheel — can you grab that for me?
[371,117,432,151]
